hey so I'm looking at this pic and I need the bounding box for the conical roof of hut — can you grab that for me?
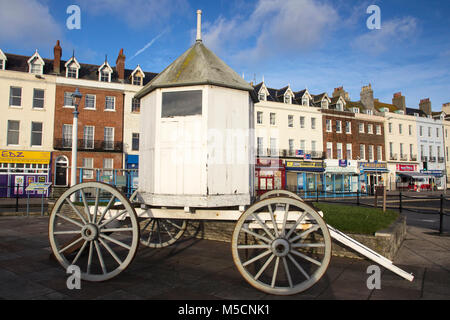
[135,41,255,99]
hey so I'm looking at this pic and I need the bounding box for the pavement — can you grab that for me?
[0,215,449,300]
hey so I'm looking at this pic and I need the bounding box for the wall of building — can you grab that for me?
[254,100,323,155]
[0,69,56,152]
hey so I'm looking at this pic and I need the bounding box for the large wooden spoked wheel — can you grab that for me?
[49,182,140,282]
[139,218,187,248]
[232,197,331,295]
[259,189,304,202]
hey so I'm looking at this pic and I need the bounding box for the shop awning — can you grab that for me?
[397,172,432,179]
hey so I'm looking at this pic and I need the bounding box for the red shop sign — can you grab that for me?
[396,164,416,172]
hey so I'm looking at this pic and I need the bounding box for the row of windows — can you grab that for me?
[81,158,114,179]
[325,120,382,135]
[326,142,383,161]
[61,124,139,151]
[388,143,417,160]
[418,125,442,138]
[419,145,444,159]
[257,112,318,129]
[9,87,45,109]
[6,120,43,147]
[388,123,414,136]
[256,138,318,153]
[7,86,141,113]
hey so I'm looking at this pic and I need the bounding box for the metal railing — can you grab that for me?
[54,139,123,152]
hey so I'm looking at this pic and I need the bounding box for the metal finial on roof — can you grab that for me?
[196,10,202,42]
[72,50,75,58]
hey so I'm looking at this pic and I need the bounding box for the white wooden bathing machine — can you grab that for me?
[135,15,258,208]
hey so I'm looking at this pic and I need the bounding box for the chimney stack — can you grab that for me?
[442,102,450,115]
[392,92,406,112]
[116,48,126,82]
[419,98,432,116]
[360,84,374,110]
[53,40,62,74]
[333,86,349,101]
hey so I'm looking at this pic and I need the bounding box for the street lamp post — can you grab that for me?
[70,88,83,201]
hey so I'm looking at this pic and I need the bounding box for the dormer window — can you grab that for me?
[321,100,328,109]
[27,50,44,75]
[336,102,343,111]
[98,62,113,83]
[414,113,419,117]
[65,56,80,79]
[131,65,145,86]
[395,110,404,115]
[0,59,4,70]
[284,94,291,104]
[133,75,142,86]
[353,108,360,113]
[302,97,309,106]
[366,109,373,115]
[259,92,266,101]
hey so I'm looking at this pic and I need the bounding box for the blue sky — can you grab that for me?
[1,0,449,111]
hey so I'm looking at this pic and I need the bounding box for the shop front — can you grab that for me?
[255,158,285,196]
[358,162,389,195]
[0,150,52,198]
[394,164,419,191]
[285,160,325,198]
[420,170,445,190]
[324,160,360,196]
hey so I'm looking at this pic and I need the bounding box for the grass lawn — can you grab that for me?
[312,202,399,235]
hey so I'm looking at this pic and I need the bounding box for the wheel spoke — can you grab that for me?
[94,240,107,275]
[98,237,123,266]
[241,227,271,243]
[164,220,184,230]
[56,213,84,228]
[147,220,156,244]
[100,234,131,250]
[99,210,127,229]
[291,243,325,248]
[100,228,133,233]
[72,240,88,265]
[63,199,88,225]
[289,225,320,243]
[288,253,311,280]
[254,254,275,281]
[58,237,83,254]
[268,204,279,237]
[53,230,81,235]
[285,212,307,239]
[87,242,93,275]
[290,249,322,267]
[271,257,280,288]
[93,188,100,225]
[251,213,276,240]
[141,218,153,232]
[96,195,116,224]
[157,220,162,244]
[242,249,272,267]
[282,257,293,288]
[160,220,174,240]
[80,190,91,223]
[237,244,271,249]
[281,204,289,236]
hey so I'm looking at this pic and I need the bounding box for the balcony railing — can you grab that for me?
[54,139,123,152]
[389,153,398,160]
[421,156,428,162]
[410,155,417,161]
[400,154,408,161]
[429,156,436,163]
[438,157,445,163]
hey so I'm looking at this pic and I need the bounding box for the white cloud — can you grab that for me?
[352,17,419,55]
[0,0,63,48]
[77,0,189,28]
[203,0,339,63]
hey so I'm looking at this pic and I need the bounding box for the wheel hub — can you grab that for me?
[81,224,99,241]
[271,238,290,257]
